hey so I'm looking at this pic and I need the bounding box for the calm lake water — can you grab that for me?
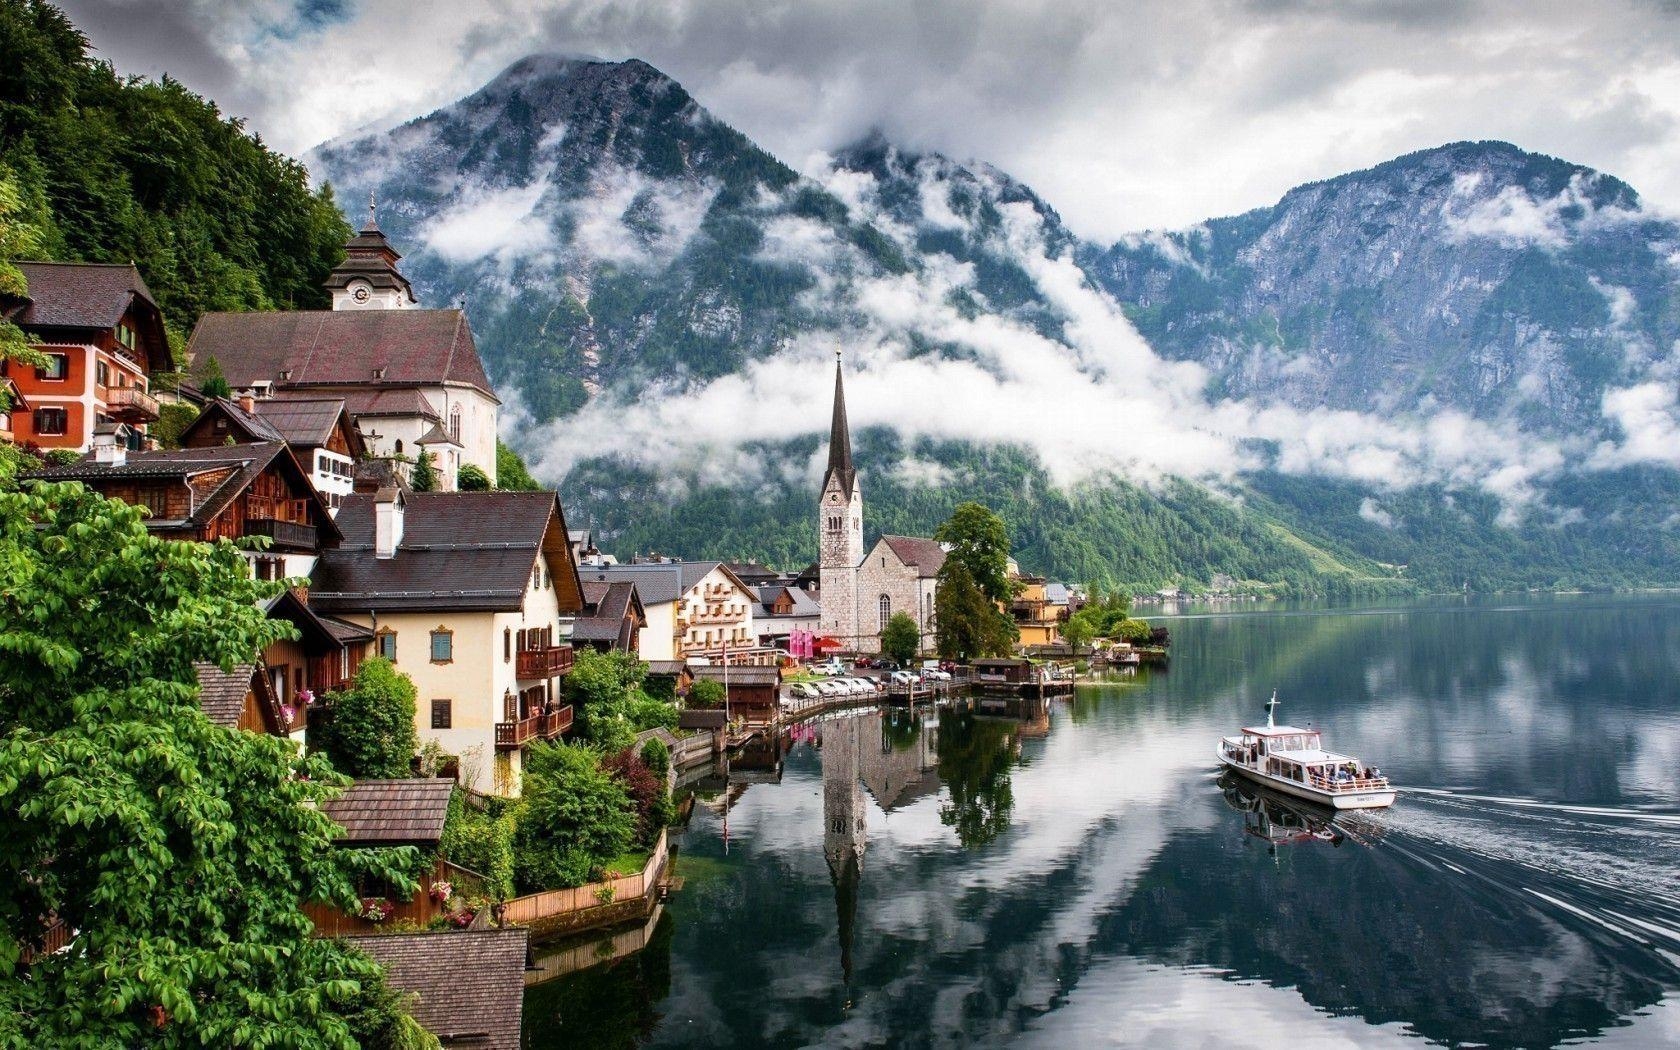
[525,595,1680,1048]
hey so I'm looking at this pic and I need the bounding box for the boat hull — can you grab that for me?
[1218,752,1396,810]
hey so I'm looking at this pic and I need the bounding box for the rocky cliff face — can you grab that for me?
[1085,141,1680,437]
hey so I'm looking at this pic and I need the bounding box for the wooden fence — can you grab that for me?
[499,829,667,930]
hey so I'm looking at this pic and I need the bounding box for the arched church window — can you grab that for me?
[449,404,462,442]
[394,439,404,455]
[878,594,891,630]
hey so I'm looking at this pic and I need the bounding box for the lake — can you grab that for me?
[524,595,1680,1048]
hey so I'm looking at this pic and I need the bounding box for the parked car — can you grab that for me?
[788,682,819,700]
[842,678,873,695]
[814,658,846,676]
[817,680,847,697]
[889,670,918,686]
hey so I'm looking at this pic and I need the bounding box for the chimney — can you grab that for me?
[93,442,127,466]
[374,486,404,559]
[238,394,256,414]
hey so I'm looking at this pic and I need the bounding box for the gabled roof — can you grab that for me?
[583,561,749,605]
[320,779,454,846]
[644,660,690,677]
[754,585,820,618]
[254,397,360,452]
[194,662,259,727]
[689,665,781,685]
[180,398,287,445]
[29,442,341,543]
[5,261,157,330]
[310,491,582,613]
[880,536,947,578]
[325,387,441,420]
[1045,582,1071,604]
[185,309,495,398]
[724,561,780,583]
[342,929,528,1049]
[574,581,646,642]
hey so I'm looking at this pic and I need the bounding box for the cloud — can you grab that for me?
[59,0,1680,239]
[513,151,1606,518]
[1359,498,1397,528]
[1441,172,1642,249]
[1592,382,1680,469]
[422,178,554,263]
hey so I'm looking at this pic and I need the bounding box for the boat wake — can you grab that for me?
[1380,788,1680,967]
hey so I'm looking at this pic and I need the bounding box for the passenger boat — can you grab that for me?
[1217,693,1396,810]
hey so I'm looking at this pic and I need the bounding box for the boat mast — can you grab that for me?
[1266,690,1279,729]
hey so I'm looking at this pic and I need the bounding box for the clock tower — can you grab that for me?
[818,351,864,647]
[326,195,418,311]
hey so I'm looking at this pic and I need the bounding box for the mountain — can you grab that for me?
[308,57,1680,593]
[1085,141,1680,437]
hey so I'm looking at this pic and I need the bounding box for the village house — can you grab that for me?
[573,580,646,654]
[29,440,338,582]
[179,395,363,513]
[688,664,783,724]
[816,353,945,654]
[583,561,762,662]
[184,210,498,490]
[753,583,821,651]
[1010,574,1065,648]
[302,778,482,938]
[1,261,165,452]
[307,490,585,797]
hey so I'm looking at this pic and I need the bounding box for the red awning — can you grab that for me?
[814,636,844,653]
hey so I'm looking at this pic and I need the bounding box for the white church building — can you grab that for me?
[817,354,946,654]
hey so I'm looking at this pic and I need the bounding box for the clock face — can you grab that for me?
[352,286,371,303]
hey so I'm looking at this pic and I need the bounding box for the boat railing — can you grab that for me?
[1308,772,1389,792]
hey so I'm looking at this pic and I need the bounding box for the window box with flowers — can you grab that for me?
[359,897,394,923]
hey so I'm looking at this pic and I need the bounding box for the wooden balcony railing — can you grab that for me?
[516,644,574,679]
[106,386,160,422]
[495,713,543,749]
[246,517,317,551]
[543,706,573,739]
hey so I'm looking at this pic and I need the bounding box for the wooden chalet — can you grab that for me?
[1,261,166,451]
[27,441,339,580]
[688,664,783,724]
[573,581,646,654]
[304,779,484,938]
[179,395,363,512]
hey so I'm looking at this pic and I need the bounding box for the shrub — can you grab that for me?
[440,789,517,900]
[512,743,635,892]
[688,678,726,709]
[458,464,491,491]
[601,749,672,846]
[640,738,670,777]
[880,611,921,664]
[314,657,419,778]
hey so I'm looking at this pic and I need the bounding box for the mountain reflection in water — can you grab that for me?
[526,595,1680,1049]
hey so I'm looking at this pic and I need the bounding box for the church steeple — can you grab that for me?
[325,192,418,310]
[824,349,856,496]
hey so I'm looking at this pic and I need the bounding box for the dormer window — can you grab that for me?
[115,323,135,349]
[278,369,292,381]
[372,367,386,380]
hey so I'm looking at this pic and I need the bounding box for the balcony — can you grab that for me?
[494,714,543,750]
[516,644,575,679]
[542,706,573,739]
[105,386,160,423]
[246,517,318,551]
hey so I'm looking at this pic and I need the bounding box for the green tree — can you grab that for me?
[409,449,438,493]
[457,463,491,491]
[496,440,540,491]
[150,401,200,449]
[513,742,636,891]
[688,678,725,710]
[200,355,232,400]
[0,164,48,401]
[316,657,419,779]
[0,478,425,1044]
[934,501,1013,604]
[935,560,1016,660]
[880,611,921,665]
[1062,609,1096,653]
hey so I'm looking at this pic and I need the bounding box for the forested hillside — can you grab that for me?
[0,0,350,355]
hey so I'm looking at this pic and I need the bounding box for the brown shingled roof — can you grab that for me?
[310,491,582,614]
[6,261,157,330]
[185,309,496,398]
[341,928,528,1048]
[194,662,257,727]
[320,779,454,846]
[881,536,948,579]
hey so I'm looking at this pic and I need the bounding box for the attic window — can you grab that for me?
[372,367,386,380]
[279,369,292,381]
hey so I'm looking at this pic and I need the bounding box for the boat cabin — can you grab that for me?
[1233,725,1374,789]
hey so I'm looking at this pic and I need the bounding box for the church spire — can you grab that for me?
[825,349,856,496]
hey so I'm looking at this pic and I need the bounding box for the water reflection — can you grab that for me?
[528,596,1680,1049]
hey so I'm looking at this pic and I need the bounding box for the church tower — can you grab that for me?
[325,195,419,311]
[818,351,865,647]
[821,714,867,984]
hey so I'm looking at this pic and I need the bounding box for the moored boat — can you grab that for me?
[1217,693,1396,810]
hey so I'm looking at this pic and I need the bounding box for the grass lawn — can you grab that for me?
[604,849,651,877]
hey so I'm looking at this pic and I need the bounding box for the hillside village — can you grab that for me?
[1,205,1114,1043]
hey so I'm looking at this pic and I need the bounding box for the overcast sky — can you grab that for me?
[57,0,1680,240]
